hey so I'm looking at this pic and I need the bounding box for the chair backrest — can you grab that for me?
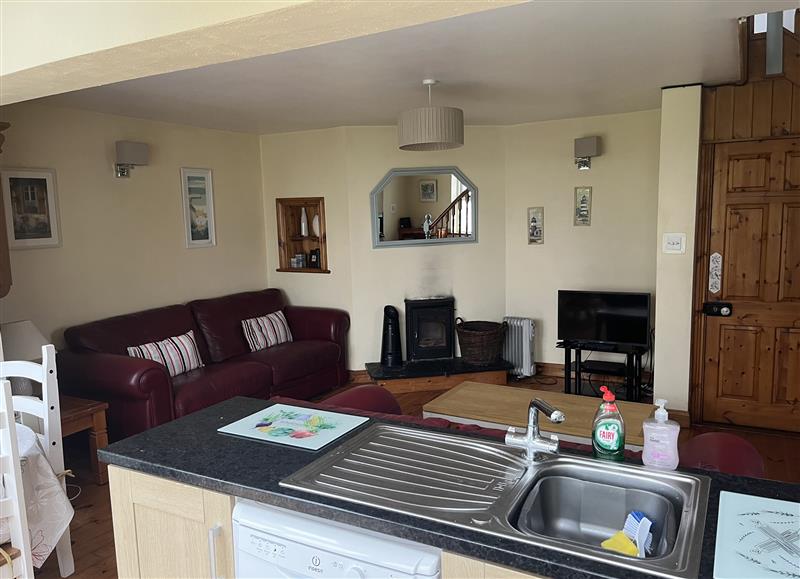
[0,379,34,578]
[0,345,65,479]
[679,431,766,478]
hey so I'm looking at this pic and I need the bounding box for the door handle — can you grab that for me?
[208,524,221,579]
[703,302,732,317]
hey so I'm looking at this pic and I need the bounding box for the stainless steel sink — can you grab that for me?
[281,424,710,579]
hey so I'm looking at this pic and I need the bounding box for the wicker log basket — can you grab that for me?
[455,317,508,366]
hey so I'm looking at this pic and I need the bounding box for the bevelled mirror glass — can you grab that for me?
[370,167,478,248]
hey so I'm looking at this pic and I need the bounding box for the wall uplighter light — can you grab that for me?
[574,136,601,171]
[115,141,150,178]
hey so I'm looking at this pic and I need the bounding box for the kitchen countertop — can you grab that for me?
[99,397,800,579]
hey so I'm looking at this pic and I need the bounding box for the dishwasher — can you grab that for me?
[233,499,441,578]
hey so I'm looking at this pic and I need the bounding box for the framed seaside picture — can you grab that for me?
[419,179,437,202]
[180,168,216,248]
[574,186,592,226]
[218,403,369,451]
[528,206,544,245]
[1,168,61,249]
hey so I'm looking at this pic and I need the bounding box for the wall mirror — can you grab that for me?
[370,167,478,248]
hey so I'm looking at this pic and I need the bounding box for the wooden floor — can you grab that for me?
[37,379,799,578]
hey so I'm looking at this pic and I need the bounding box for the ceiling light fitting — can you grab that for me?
[398,79,464,151]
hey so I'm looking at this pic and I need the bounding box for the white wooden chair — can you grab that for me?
[0,379,34,579]
[0,346,74,577]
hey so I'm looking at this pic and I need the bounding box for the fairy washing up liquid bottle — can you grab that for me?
[592,386,625,461]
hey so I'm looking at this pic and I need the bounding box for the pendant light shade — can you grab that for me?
[398,106,464,151]
[398,80,464,151]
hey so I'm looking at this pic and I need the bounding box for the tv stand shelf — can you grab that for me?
[569,360,627,377]
[556,341,648,402]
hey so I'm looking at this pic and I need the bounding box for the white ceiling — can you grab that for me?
[38,1,798,134]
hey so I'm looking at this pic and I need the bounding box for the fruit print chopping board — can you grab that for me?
[218,404,369,451]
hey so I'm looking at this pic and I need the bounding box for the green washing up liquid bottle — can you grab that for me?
[592,386,625,461]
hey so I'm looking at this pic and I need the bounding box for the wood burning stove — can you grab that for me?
[404,297,455,361]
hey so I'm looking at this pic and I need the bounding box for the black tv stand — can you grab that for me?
[556,340,648,402]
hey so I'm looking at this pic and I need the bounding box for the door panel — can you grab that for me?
[785,152,800,190]
[780,204,800,300]
[703,139,800,432]
[723,205,767,299]
[727,154,771,191]
[718,326,759,399]
[774,329,800,405]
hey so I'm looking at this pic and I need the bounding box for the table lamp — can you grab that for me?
[0,320,50,395]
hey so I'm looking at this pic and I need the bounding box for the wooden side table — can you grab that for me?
[60,395,109,485]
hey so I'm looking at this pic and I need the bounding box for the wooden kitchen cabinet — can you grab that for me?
[442,552,546,579]
[108,467,546,579]
[108,466,234,579]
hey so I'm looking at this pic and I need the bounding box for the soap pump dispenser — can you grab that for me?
[642,399,680,470]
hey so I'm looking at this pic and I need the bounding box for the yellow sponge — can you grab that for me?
[601,531,639,556]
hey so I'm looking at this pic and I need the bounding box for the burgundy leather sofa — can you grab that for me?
[58,289,349,439]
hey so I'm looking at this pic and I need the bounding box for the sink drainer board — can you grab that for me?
[281,423,711,579]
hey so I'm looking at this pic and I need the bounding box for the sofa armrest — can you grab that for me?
[58,351,170,399]
[283,306,349,345]
[57,351,175,438]
[283,306,350,387]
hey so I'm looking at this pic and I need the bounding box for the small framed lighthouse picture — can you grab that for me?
[574,186,592,226]
[527,206,544,244]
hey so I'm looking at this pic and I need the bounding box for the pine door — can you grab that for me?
[701,138,800,432]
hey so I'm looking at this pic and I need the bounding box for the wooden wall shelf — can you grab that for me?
[275,197,329,273]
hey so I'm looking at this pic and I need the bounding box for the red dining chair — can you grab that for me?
[679,432,766,478]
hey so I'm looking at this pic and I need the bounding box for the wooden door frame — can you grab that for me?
[688,143,715,424]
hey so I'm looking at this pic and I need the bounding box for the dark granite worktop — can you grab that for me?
[99,397,800,579]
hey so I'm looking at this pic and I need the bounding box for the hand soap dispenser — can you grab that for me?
[642,399,680,470]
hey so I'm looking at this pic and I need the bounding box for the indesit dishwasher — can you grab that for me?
[233,499,441,578]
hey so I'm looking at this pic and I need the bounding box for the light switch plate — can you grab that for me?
[662,233,686,254]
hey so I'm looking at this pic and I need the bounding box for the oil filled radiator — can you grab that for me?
[502,316,536,377]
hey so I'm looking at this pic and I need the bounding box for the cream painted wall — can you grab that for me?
[260,128,353,315]
[653,86,702,412]
[260,113,661,371]
[0,103,266,345]
[260,126,507,368]
[505,110,662,367]
[344,127,507,368]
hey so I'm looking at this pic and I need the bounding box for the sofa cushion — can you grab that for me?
[172,361,271,417]
[239,340,339,386]
[127,330,204,377]
[190,289,286,362]
[242,311,293,352]
[64,304,210,362]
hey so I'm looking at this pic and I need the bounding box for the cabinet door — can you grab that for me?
[442,553,547,579]
[108,466,234,579]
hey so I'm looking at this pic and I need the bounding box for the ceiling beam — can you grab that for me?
[0,0,522,106]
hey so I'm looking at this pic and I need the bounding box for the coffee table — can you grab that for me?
[422,381,656,450]
[60,395,109,485]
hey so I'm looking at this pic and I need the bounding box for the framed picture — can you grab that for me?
[419,180,437,202]
[1,168,61,249]
[180,168,216,248]
[574,186,592,226]
[528,206,544,245]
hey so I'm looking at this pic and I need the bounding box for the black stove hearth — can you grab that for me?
[404,297,455,361]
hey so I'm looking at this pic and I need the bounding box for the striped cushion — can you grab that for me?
[242,311,293,352]
[127,330,204,377]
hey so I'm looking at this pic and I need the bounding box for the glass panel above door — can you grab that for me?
[369,167,478,247]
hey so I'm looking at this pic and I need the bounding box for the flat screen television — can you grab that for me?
[558,290,651,348]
